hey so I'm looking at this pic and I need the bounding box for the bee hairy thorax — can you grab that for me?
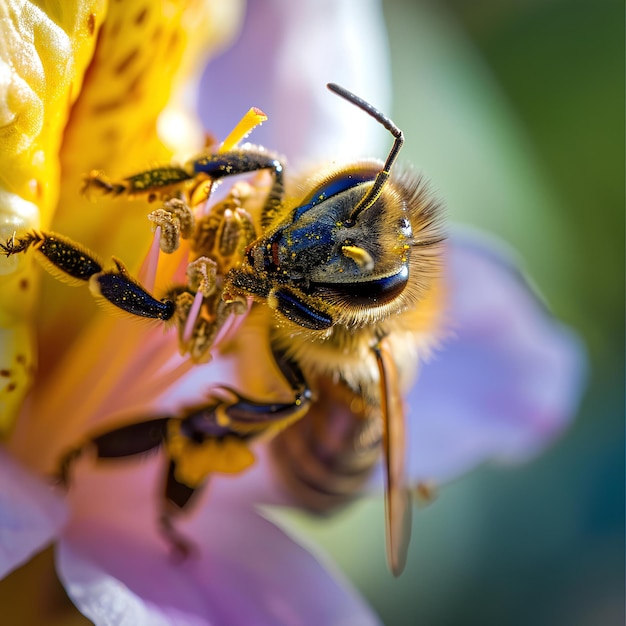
[269,306,429,405]
[227,163,445,400]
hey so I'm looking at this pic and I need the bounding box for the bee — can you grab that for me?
[1,84,444,575]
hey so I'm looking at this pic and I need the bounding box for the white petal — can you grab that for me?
[0,448,67,578]
[405,232,586,482]
[57,457,380,626]
[200,0,391,164]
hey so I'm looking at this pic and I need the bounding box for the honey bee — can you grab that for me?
[1,84,444,575]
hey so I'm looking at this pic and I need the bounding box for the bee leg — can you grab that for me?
[156,377,315,554]
[214,368,313,435]
[211,194,257,269]
[90,257,176,321]
[160,459,201,560]
[265,286,333,330]
[225,271,334,332]
[156,403,267,559]
[0,231,104,284]
[190,148,285,226]
[0,230,176,321]
[56,417,171,486]
[83,166,193,199]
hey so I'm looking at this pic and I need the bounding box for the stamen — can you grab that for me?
[148,199,194,254]
[219,208,240,258]
[111,347,196,412]
[149,209,180,254]
[16,314,171,471]
[186,256,217,297]
[219,107,268,153]
[182,289,204,345]
[138,225,162,293]
[212,296,251,348]
[164,197,194,239]
[182,256,218,348]
[190,108,267,217]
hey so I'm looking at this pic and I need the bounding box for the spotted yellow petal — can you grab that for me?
[0,0,105,435]
[0,0,245,435]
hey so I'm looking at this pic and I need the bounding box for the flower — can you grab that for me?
[0,1,585,625]
[404,231,585,481]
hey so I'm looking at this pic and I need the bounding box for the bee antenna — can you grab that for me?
[327,83,404,222]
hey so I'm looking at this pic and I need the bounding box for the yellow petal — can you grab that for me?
[0,0,104,222]
[0,323,35,434]
[0,0,245,435]
[0,0,104,436]
[42,0,245,340]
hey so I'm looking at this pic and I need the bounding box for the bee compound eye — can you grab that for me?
[310,265,409,307]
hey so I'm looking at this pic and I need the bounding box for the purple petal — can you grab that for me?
[57,456,380,625]
[405,231,586,482]
[200,0,391,164]
[0,448,67,577]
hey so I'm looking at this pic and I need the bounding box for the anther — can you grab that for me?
[186,256,217,297]
[164,198,194,239]
[147,198,195,254]
[181,257,217,349]
[148,210,180,253]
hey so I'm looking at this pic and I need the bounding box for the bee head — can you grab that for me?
[233,84,443,332]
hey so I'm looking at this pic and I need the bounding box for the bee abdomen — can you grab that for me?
[269,387,382,513]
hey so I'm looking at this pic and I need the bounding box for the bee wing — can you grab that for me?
[374,338,412,576]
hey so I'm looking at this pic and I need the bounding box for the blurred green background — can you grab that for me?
[301,1,624,624]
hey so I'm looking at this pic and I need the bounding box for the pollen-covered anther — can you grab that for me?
[174,291,195,323]
[235,206,257,248]
[163,197,194,239]
[146,198,194,254]
[223,295,248,316]
[187,319,216,363]
[174,288,216,363]
[211,189,256,266]
[186,256,217,297]
[217,208,236,256]
[229,180,252,202]
[148,210,178,254]
[218,206,254,259]
[148,209,179,253]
